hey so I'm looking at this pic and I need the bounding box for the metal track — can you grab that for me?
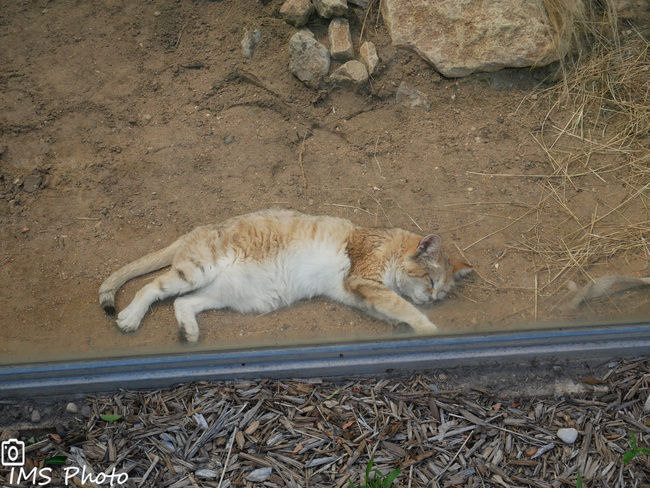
[1,323,649,398]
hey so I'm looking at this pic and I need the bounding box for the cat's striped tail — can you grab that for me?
[99,239,184,315]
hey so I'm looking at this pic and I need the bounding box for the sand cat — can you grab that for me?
[99,209,472,342]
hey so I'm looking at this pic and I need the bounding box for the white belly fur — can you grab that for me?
[206,240,352,313]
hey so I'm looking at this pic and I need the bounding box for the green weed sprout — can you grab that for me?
[349,456,400,488]
[576,469,583,488]
[623,430,650,464]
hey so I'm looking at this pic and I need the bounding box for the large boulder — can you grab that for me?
[381,0,566,77]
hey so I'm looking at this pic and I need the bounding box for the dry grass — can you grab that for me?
[518,2,650,296]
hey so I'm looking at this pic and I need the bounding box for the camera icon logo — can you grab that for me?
[1,439,25,467]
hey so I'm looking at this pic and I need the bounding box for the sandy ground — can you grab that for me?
[1,0,648,365]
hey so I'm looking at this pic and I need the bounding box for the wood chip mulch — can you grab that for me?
[2,359,650,488]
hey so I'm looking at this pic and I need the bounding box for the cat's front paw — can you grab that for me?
[116,307,143,333]
[408,317,438,334]
[393,322,414,335]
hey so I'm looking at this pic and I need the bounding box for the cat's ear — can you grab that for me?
[416,234,442,259]
[450,256,473,278]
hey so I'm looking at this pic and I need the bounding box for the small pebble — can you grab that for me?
[81,405,92,418]
[225,136,235,145]
[66,402,78,414]
[31,409,41,423]
[557,427,578,444]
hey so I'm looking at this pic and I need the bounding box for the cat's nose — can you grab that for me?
[431,290,446,301]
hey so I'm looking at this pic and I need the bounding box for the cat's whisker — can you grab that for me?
[463,208,535,251]
[390,198,423,232]
[322,203,376,216]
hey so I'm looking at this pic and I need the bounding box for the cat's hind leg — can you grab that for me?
[116,265,211,333]
[173,291,224,342]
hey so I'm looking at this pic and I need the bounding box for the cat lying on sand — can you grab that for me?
[99,209,472,342]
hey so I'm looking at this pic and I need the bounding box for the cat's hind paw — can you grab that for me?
[179,327,200,343]
[179,321,200,343]
[116,307,143,333]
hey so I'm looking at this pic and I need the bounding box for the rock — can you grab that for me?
[613,0,647,20]
[246,467,272,482]
[313,0,348,18]
[396,82,430,111]
[289,30,331,88]
[328,18,354,61]
[381,0,566,77]
[280,0,314,27]
[66,402,78,414]
[359,41,379,75]
[241,29,261,59]
[31,409,41,423]
[557,427,578,444]
[81,405,92,418]
[330,60,368,90]
[224,135,235,145]
[23,174,42,193]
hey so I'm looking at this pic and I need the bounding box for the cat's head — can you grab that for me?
[396,234,473,305]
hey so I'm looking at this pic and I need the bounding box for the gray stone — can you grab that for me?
[381,0,566,77]
[330,60,368,90]
[241,29,261,59]
[289,30,331,88]
[557,427,578,445]
[396,82,430,111]
[31,409,41,423]
[66,402,78,414]
[280,0,315,27]
[23,174,42,193]
[313,0,348,18]
[359,41,379,75]
[328,18,354,61]
[81,405,92,418]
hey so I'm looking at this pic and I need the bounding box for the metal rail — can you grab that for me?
[1,323,649,398]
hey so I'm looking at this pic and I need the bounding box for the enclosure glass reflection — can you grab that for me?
[1,0,648,365]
